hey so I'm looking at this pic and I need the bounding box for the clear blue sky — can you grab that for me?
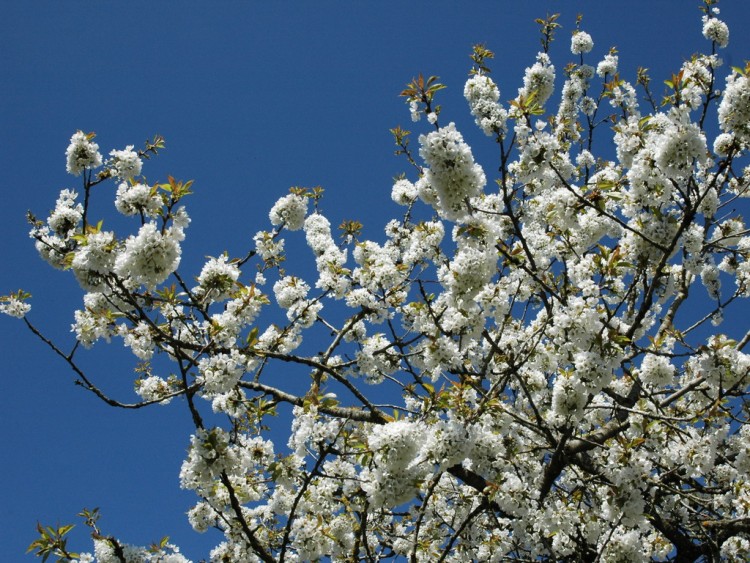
[2,1,750,560]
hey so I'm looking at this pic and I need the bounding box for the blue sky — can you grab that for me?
[2,1,750,560]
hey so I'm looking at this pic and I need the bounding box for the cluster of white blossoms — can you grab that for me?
[719,71,750,147]
[13,5,750,563]
[652,109,709,179]
[86,539,189,563]
[0,294,31,318]
[518,52,556,107]
[48,189,84,237]
[570,30,593,54]
[71,292,116,347]
[390,177,418,205]
[209,285,266,348]
[253,229,284,262]
[273,274,321,327]
[113,222,183,289]
[71,230,117,291]
[596,52,618,77]
[438,244,497,305]
[303,212,349,296]
[638,352,677,387]
[273,275,309,309]
[120,320,155,361]
[179,427,275,510]
[463,74,507,136]
[703,13,729,48]
[65,131,102,176]
[195,255,240,302]
[108,145,142,180]
[198,351,245,396]
[361,419,427,507]
[268,192,308,231]
[354,333,399,383]
[115,182,162,217]
[418,122,486,221]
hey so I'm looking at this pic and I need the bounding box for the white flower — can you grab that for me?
[551,374,587,422]
[519,52,556,107]
[464,74,507,136]
[304,213,335,255]
[409,100,420,122]
[269,193,309,231]
[718,73,750,144]
[639,354,675,387]
[71,230,118,291]
[721,536,750,560]
[198,351,245,396]
[47,189,83,237]
[701,259,721,299]
[580,96,597,116]
[254,230,285,261]
[114,222,182,289]
[65,131,102,176]
[304,213,349,295]
[187,501,217,533]
[653,118,707,178]
[195,255,240,301]
[0,295,30,318]
[576,150,595,168]
[597,53,618,77]
[713,132,735,156]
[274,275,310,309]
[170,205,191,234]
[115,182,162,217]
[391,178,417,205]
[363,419,426,507]
[121,321,155,361]
[353,240,402,291]
[355,333,399,383]
[419,122,486,221]
[702,16,729,48]
[439,245,496,303]
[108,145,142,180]
[135,375,173,404]
[71,293,115,348]
[571,31,594,55]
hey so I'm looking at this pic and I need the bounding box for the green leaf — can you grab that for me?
[246,326,259,347]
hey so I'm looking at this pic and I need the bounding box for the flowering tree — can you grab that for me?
[7,2,750,561]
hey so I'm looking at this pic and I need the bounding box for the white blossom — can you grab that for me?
[419,122,486,221]
[719,72,750,145]
[115,182,162,217]
[108,145,142,180]
[464,74,507,136]
[702,15,729,48]
[391,178,418,205]
[596,53,618,77]
[519,52,556,107]
[195,255,240,301]
[47,189,83,237]
[0,295,30,318]
[114,222,182,289]
[71,230,117,290]
[570,31,593,55]
[16,10,750,562]
[269,193,309,231]
[65,131,102,176]
[135,375,173,404]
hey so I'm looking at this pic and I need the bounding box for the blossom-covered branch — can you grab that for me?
[11,1,750,561]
